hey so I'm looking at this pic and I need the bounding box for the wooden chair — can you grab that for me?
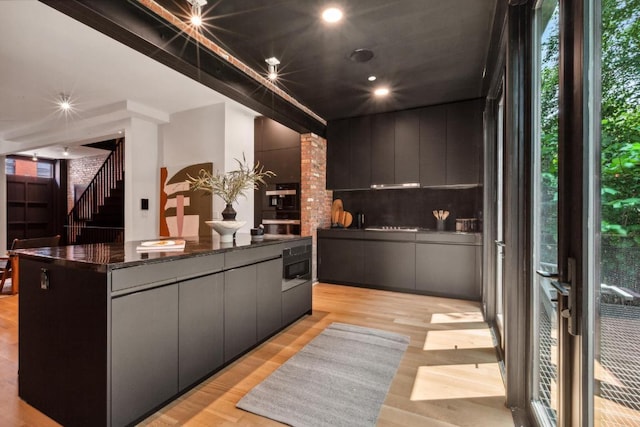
[0,235,61,295]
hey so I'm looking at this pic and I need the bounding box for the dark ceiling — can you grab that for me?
[156,0,502,122]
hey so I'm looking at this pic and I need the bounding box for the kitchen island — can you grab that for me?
[318,228,481,300]
[17,234,312,427]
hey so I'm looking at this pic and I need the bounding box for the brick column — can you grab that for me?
[300,133,332,281]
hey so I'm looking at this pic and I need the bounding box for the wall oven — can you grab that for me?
[266,183,299,211]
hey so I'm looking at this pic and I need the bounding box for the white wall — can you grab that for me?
[160,102,256,235]
[224,103,256,232]
[124,117,160,241]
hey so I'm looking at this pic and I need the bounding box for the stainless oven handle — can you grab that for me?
[266,189,297,196]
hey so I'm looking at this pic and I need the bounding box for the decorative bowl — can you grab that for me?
[205,220,246,242]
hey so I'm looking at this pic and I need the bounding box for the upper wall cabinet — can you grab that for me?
[445,99,483,185]
[326,119,351,190]
[370,113,395,186]
[349,116,372,189]
[254,116,301,184]
[327,116,372,190]
[419,105,447,186]
[326,99,483,190]
[394,110,420,184]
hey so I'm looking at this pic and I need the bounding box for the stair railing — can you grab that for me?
[66,138,124,244]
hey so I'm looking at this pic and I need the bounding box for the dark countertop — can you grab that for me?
[15,234,310,272]
[318,227,481,235]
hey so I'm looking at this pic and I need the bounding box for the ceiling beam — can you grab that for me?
[38,0,327,137]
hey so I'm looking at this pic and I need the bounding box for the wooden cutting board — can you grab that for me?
[342,211,353,228]
[331,199,344,225]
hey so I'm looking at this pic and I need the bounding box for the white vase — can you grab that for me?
[205,220,246,242]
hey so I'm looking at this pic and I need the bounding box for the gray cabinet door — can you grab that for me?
[326,119,351,189]
[350,115,372,189]
[371,112,395,185]
[416,243,480,300]
[446,100,483,185]
[394,109,420,184]
[282,281,312,325]
[178,273,224,391]
[111,284,179,427]
[363,240,416,290]
[318,238,364,284]
[259,147,301,183]
[420,105,447,186]
[224,265,257,362]
[257,258,283,341]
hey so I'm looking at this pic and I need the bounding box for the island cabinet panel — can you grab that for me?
[326,118,351,190]
[224,265,258,362]
[370,112,396,185]
[363,240,416,290]
[419,105,447,186]
[257,258,283,341]
[446,99,483,185]
[415,242,480,300]
[18,259,107,427]
[282,281,312,325]
[178,273,224,391]
[111,284,179,427]
[18,237,309,427]
[317,237,364,284]
[394,109,420,184]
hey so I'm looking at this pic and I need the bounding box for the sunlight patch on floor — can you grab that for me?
[410,363,505,401]
[430,312,484,323]
[423,328,494,350]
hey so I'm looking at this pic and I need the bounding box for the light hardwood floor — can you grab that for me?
[0,283,515,426]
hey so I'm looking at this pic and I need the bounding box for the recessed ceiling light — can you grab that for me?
[32,153,38,161]
[368,75,377,82]
[322,7,343,23]
[374,87,390,97]
[58,93,72,111]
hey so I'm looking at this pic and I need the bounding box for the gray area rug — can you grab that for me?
[236,322,410,427]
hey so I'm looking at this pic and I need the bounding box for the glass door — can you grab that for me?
[593,0,640,424]
[531,0,560,424]
[495,90,505,352]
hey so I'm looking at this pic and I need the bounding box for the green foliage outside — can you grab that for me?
[540,0,640,289]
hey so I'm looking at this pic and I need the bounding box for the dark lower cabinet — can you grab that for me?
[178,273,224,391]
[224,265,258,362]
[318,230,481,300]
[318,237,364,284]
[282,281,312,325]
[363,240,416,290]
[415,243,480,300]
[257,258,283,341]
[224,257,284,361]
[111,284,179,427]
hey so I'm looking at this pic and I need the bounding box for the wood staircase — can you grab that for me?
[66,138,125,244]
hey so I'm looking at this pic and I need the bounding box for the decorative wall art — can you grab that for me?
[160,163,213,237]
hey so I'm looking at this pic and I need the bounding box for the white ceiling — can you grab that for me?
[0,0,256,159]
